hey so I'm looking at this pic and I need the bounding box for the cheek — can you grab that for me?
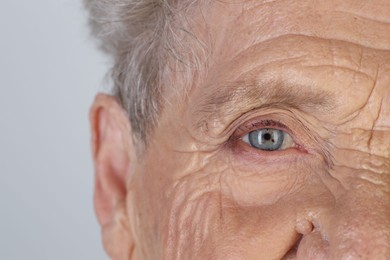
[221,159,310,207]
[153,170,226,258]
[214,158,336,258]
[130,143,339,260]
[129,150,227,259]
[161,190,223,259]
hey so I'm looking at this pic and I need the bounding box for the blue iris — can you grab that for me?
[248,128,285,151]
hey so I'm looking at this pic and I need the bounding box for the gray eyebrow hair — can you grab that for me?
[193,78,335,131]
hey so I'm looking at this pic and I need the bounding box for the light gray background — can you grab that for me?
[0,0,109,259]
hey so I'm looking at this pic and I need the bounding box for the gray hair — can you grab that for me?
[84,0,207,148]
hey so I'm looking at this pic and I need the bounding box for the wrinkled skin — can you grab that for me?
[90,0,390,259]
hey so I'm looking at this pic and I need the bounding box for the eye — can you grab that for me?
[242,128,294,151]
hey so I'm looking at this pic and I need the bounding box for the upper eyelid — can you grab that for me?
[234,119,292,138]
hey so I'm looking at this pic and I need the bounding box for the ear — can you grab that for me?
[89,93,136,259]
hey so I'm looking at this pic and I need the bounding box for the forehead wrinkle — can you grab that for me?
[213,0,390,59]
[193,78,334,133]
[171,0,390,118]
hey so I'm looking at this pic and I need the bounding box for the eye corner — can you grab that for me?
[242,132,250,143]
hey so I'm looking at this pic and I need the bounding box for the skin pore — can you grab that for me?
[90,0,390,259]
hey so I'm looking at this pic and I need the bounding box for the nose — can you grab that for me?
[297,162,390,259]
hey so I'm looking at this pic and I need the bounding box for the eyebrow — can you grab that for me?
[193,78,334,132]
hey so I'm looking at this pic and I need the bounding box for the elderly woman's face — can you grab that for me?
[91,0,390,259]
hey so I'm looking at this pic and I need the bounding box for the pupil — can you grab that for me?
[263,132,272,141]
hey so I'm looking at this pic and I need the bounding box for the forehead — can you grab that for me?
[184,0,390,75]
[159,0,390,144]
[199,0,390,50]
[185,3,389,106]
